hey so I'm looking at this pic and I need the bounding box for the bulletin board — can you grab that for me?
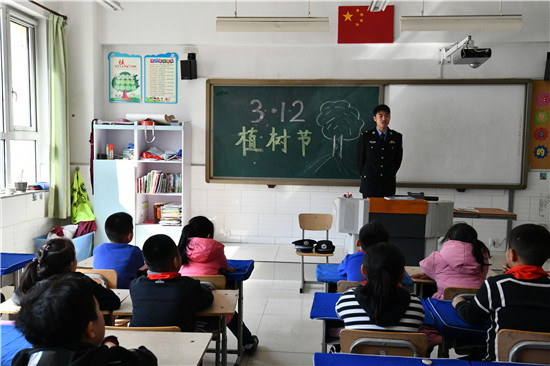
[528,80,550,170]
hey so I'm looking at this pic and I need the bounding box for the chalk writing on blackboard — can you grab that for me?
[207,81,380,184]
[306,100,365,176]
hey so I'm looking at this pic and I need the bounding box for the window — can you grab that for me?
[0,7,38,189]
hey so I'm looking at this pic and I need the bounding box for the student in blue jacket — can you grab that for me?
[94,212,146,289]
[338,221,389,281]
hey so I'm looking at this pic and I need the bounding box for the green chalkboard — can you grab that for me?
[206,80,381,185]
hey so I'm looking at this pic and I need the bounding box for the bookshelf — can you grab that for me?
[93,122,191,247]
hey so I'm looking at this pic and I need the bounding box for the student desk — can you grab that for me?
[224,259,254,366]
[310,292,437,353]
[405,266,497,299]
[114,289,238,366]
[313,353,469,366]
[453,207,517,245]
[109,328,212,366]
[0,253,35,289]
[0,323,212,366]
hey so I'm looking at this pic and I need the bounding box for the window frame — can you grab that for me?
[0,6,39,188]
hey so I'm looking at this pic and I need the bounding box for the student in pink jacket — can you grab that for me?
[177,216,259,355]
[414,223,491,299]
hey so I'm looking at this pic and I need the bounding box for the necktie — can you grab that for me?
[380,133,386,142]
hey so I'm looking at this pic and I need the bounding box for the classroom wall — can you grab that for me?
[57,1,550,251]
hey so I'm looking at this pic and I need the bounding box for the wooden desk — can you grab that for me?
[119,290,238,366]
[77,256,94,268]
[0,289,130,316]
[405,266,497,298]
[453,207,517,220]
[0,323,211,366]
[108,329,212,366]
[454,207,517,245]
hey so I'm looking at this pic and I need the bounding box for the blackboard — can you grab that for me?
[385,80,530,189]
[206,79,530,189]
[206,80,381,185]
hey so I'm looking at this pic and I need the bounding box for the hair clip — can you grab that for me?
[41,243,51,252]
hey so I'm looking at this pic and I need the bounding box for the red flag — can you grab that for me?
[338,5,394,44]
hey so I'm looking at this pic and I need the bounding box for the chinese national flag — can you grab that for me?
[338,5,394,44]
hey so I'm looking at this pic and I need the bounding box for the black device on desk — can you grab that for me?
[407,192,439,201]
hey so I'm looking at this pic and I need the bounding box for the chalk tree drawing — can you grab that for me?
[306,100,364,176]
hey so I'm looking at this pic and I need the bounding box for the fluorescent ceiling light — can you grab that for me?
[216,17,329,32]
[401,15,522,31]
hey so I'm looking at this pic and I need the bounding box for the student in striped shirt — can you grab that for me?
[452,223,550,361]
[336,242,425,332]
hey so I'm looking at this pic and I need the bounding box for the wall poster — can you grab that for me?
[108,52,142,103]
[144,52,178,104]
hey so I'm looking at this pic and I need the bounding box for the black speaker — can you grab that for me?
[181,53,197,80]
[545,52,550,81]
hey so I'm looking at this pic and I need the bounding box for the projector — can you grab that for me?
[453,47,492,68]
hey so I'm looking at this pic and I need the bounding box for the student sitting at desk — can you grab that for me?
[130,234,213,332]
[13,273,157,366]
[14,238,120,311]
[336,243,424,331]
[337,221,389,282]
[93,212,146,289]
[413,223,491,300]
[452,223,550,361]
[178,216,259,354]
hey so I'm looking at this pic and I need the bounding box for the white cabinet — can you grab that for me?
[93,122,191,247]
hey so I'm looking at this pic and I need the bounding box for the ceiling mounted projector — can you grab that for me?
[440,35,491,69]
[452,47,492,68]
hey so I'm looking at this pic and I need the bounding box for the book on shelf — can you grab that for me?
[159,203,182,226]
[137,171,182,194]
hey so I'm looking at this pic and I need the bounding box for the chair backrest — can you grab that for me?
[497,329,550,363]
[76,268,117,289]
[442,287,478,301]
[337,280,361,293]
[106,325,181,332]
[340,329,428,357]
[298,214,332,240]
[190,275,226,290]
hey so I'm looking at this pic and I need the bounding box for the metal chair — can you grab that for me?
[295,213,333,293]
[340,329,428,357]
[497,329,550,363]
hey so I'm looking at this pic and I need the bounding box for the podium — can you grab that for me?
[368,198,453,265]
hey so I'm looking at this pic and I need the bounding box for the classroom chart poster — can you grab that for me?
[529,80,550,170]
[144,53,178,104]
[108,52,141,103]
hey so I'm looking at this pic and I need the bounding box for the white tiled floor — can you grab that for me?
[202,279,326,366]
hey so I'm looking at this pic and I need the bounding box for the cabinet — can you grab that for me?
[93,122,191,247]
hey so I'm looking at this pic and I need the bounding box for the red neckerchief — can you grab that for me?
[147,272,181,280]
[506,265,549,280]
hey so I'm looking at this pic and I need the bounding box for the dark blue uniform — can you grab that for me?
[356,127,403,198]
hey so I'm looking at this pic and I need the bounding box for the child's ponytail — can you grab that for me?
[19,238,76,295]
[177,216,215,265]
[362,243,405,322]
[472,238,491,268]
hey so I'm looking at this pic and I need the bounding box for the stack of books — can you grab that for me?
[159,204,182,226]
[137,171,182,193]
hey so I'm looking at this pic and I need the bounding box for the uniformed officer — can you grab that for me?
[356,104,403,198]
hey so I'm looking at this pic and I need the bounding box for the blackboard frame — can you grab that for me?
[206,79,384,186]
[206,78,531,189]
